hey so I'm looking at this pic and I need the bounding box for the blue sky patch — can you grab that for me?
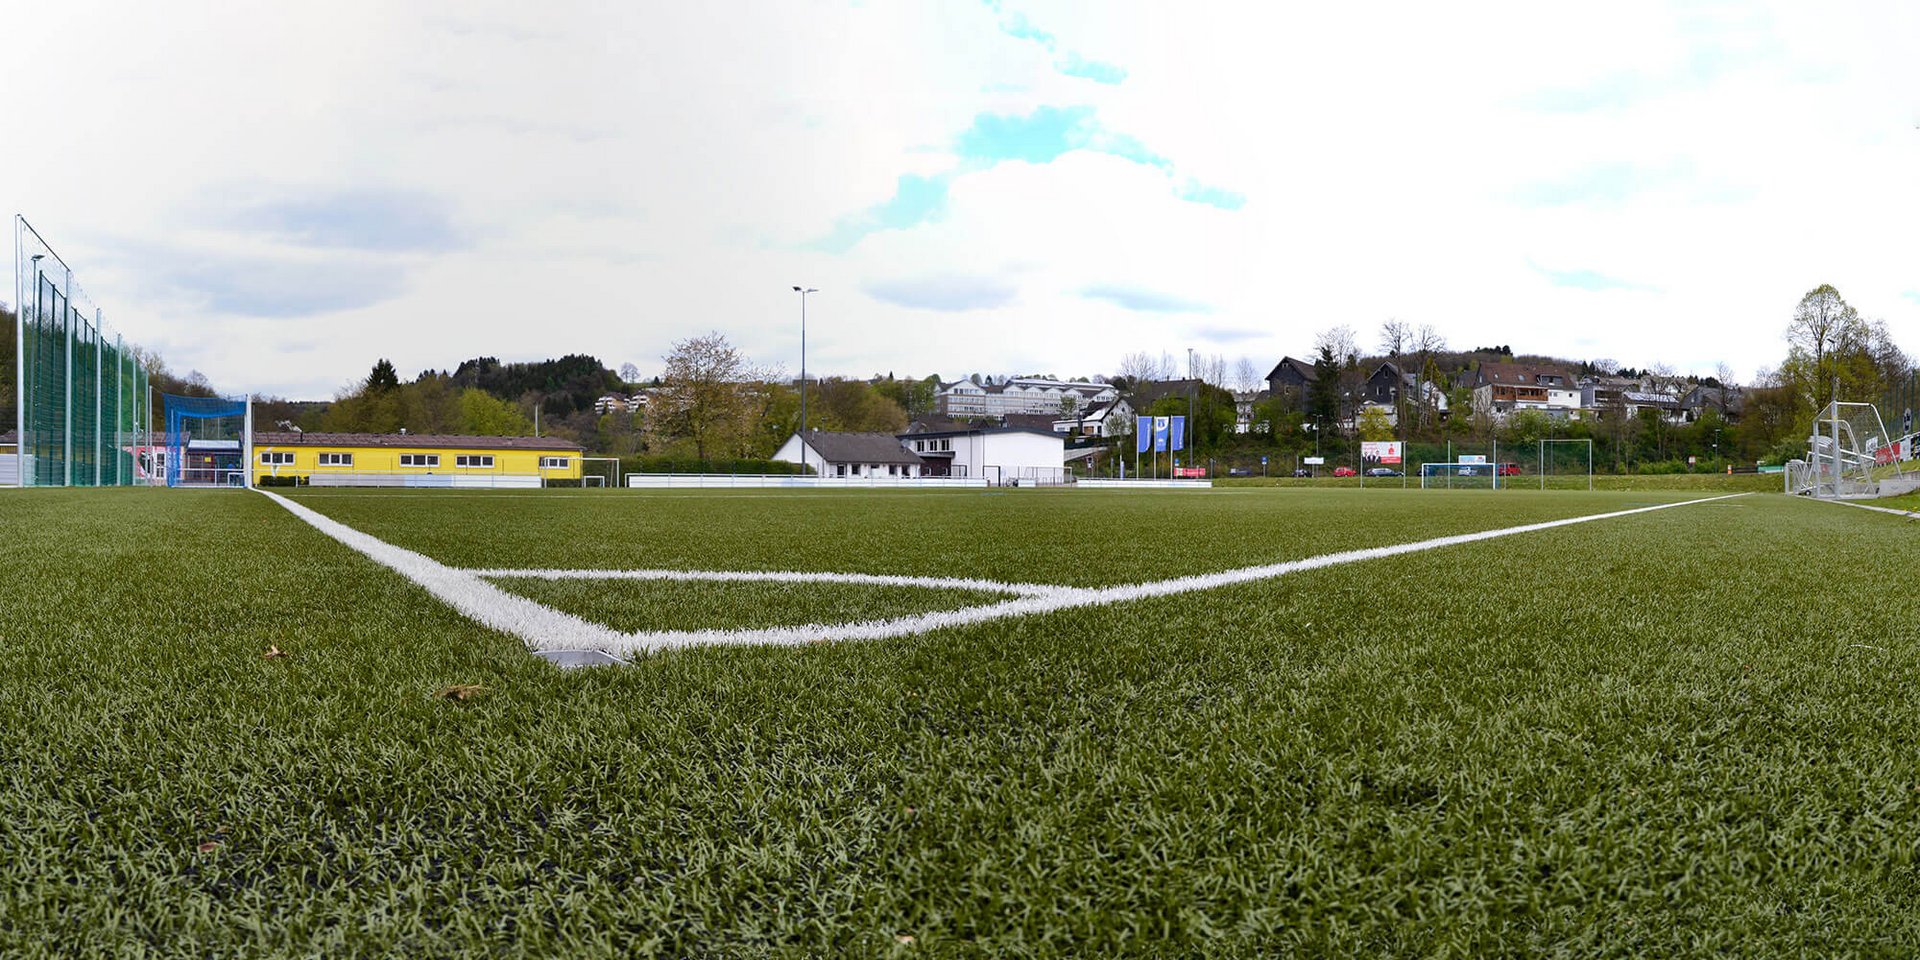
[1081,284,1212,313]
[813,173,952,252]
[1178,180,1245,210]
[956,106,1095,164]
[1528,259,1656,293]
[865,274,1018,312]
[1059,52,1126,85]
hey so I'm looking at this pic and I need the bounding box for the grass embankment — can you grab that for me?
[3,487,1918,956]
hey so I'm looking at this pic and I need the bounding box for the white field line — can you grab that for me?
[261,489,1746,658]
[471,567,1061,597]
[1814,498,1920,520]
[259,490,632,649]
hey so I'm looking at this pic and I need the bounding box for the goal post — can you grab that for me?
[580,456,621,488]
[1419,462,1498,490]
[1538,438,1594,490]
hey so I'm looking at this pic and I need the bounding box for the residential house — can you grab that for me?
[1679,385,1742,423]
[1051,398,1135,438]
[1472,362,1581,420]
[901,423,1067,483]
[772,431,926,478]
[1263,357,1317,409]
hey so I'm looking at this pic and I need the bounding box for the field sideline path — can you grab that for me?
[261,490,1749,658]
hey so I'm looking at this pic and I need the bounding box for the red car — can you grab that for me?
[1497,463,1522,476]
[1332,465,1357,477]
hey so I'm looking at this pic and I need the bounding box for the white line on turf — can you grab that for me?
[1813,498,1920,520]
[470,567,1063,597]
[259,490,633,650]
[260,490,1746,657]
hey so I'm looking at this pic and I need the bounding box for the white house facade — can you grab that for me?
[902,426,1068,484]
[772,431,926,478]
[1051,399,1134,438]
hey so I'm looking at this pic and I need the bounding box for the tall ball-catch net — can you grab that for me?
[164,394,250,487]
[11,216,150,487]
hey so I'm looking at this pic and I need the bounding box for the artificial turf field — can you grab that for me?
[3,485,1918,956]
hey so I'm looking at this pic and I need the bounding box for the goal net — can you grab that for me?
[1419,461,1500,490]
[1788,401,1905,498]
[1537,439,1594,490]
[163,394,250,487]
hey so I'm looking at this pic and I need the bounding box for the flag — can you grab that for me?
[1169,415,1186,452]
[1136,416,1151,453]
[1152,416,1170,452]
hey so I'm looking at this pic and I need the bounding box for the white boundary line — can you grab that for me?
[1812,497,1920,520]
[260,489,1747,658]
[472,567,1061,597]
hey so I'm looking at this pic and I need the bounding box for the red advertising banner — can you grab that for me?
[1173,466,1208,478]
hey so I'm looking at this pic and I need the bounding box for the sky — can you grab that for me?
[3,0,1917,398]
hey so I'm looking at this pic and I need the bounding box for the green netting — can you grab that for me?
[13,216,147,487]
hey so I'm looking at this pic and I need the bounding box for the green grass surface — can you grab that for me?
[4,486,1920,956]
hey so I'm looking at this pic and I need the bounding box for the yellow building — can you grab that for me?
[252,431,585,488]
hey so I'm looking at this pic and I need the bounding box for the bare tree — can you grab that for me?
[1157,351,1179,382]
[1234,356,1259,393]
[1379,319,1411,357]
[1118,351,1160,386]
[1315,325,1359,369]
[1203,353,1228,388]
[618,362,641,384]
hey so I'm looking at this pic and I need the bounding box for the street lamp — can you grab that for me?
[792,286,817,472]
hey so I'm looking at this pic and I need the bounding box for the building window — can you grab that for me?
[456,455,495,468]
[317,453,352,467]
[259,452,294,466]
[539,456,571,469]
[399,454,441,468]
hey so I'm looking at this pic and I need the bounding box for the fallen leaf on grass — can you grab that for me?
[895,934,915,945]
[435,684,489,702]
[263,645,290,660]
[196,841,220,853]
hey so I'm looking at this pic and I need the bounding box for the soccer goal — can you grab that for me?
[1537,439,1594,490]
[580,457,621,488]
[1419,462,1500,490]
[163,393,252,487]
[1788,400,1905,498]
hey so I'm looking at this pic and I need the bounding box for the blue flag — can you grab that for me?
[1136,417,1152,453]
[1152,416,1170,452]
[1170,415,1186,452]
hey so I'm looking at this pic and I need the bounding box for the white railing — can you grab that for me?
[1076,478,1213,490]
[625,474,990,489]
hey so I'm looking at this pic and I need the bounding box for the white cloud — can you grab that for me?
[3,0,1917,396]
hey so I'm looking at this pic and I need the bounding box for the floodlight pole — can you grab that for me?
[793,286,817,474]
[243,395,254,489]
[62,262,73,487]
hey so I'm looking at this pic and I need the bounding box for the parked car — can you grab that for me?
[1332,465,1357,477]
[1227,466,1252,477]
[1497,463,1522,476]
[1291,468,1312,477]
[1365,467,1402,477]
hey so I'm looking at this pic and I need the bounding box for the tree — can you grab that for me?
[1356,405,1394,441]
[618,362,641,384]
[1307,345,1341,430]
[1785,284,1859,408]
[1315,325,1359,369]
[458,389,534,435]
[645,332,757,459]
[366,359,400,393]
[1379,319,1411,357]
[1234,356,1259,394]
